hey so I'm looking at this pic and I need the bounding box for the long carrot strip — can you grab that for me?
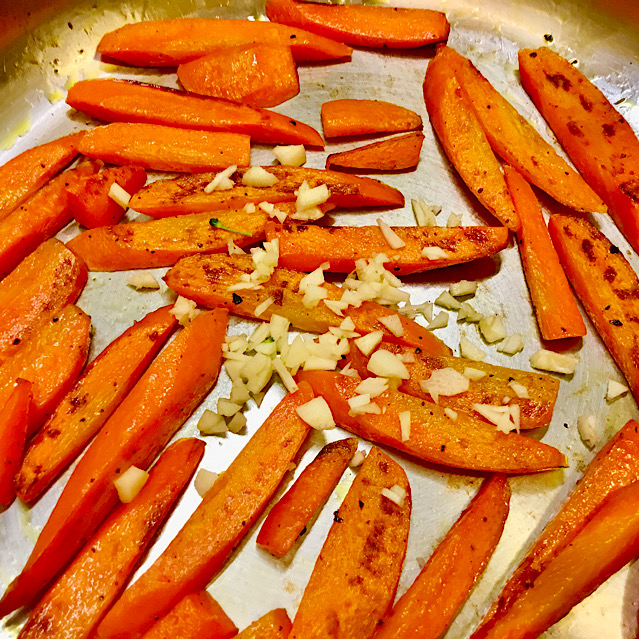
[236,609,291,639]
[17,438,205,639]
[95,383,314,639]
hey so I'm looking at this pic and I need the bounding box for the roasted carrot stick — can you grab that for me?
[504,167,586,340]
[78,124,250,173]
[0,309,227,618]
[373,475,510,639]
[256,437,357,558]
[16,306,177,504]
[298,370,567,474]
[289,447,411,639]
[177,43,299,108]
[0,239,87,365]
[266,223,509,275]
[18,438,205,639]
[0,133,83,221]
[423,50,519,232]
[265,0,450,49]
[96,383,314,639]
[321,99,422,139]
[129,165,404,218]
[236,609,291,639]
[519,47,639,253]
[0,379,31,509]
[66,79,324,147]
[440,46,606,214]
[326,132,424,172]
[97,18,352,65]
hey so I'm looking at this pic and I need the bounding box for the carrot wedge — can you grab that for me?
[423,50,519,231]
[298,370,567,474]
[16,306,177,504]
[256,437,358,558]
[440,46,606,214]
[504,167,586,340]
[236,609,291,639]
[266,223,509,275]
[289,447,411,639]
[0,309,227,618]
[373,475,510,639]
[265,0,450,49]
[519,47,639,253]
[17,438,205,639]
[66,79,324,147]
[95,384,314,639]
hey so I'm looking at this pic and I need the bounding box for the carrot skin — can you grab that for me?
[236,609,291,639]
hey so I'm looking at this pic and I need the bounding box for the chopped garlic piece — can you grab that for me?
[508,381,529,398]
[350,450,366,467]
[273,357,299,393]
[606,379,629,401]
[435,290,461,310]
[348,393,382,415]
[114,466,149,503]
[379,314,404,337]
[458,302,483,322]
[242,166,279,187]
[529,349,579,375]
[198,409,228,435]
[447,212,462,227]
[260,201,287,223]
[473,403,515,433]
[296,181,330,210]
[459,336,487,361]
[270,314,290,342]
[377,218,406,249]
[204,164,237,192]
[217,398,242,417]
[108,182,132,208]
[273,145,306,167]
[381,484,406,507]
[398,301,433,322]
[463,367,486,381]
[421,246,449,260]
[367,350,410,379]
[170,296,200,326]
[412,198,440,226]
[194,468,218,497]
[497,333,524,355]
[420,368,469,404]
[227,411,247,434]
[227,239,245,255]
[479,315,507,343]
[340,363,359,378]
[244,203,256,213]
[254,296,274,317]
[577,415,598,449]
[324,299,348,316]
[449,280,477,297]
[426,311,449,330]
[303,356,339,371]
[399,411,411,441]
[355,377,389,398]
[296,397,335,430]
[444,408,458,421]
[354,331,383,356]
[126,271,160,290]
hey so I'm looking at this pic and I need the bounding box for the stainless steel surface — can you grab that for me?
[1,1,639,637]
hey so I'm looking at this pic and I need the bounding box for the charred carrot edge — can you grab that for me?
[97,18,352,65]
[66,79,324,147]
[373,475,510,639]
[16,306,178,504]
[321,99,423,139]
[326,132,424,172]
[289,447,411,639]
[256,437,357,557]
[519,47,639,253]
[439,46,606,215]
[0,380,31,509]
[504,167,586,340]
[0,309,228,618]
[95,383,313,639]
[18,438,205,639]
[298,370,567,474]
[266,222,509,276]
[265,0,450,49]
[78,124,251,173]
[0,239,87,365]
[423,49,519,232]
[236,609,291,639]
[0,133,84,221]
[476,419,639,633]
[548,214,639,401]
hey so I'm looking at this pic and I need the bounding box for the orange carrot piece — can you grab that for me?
[130,165,404,218]
[16,306,178,504]
[0,239,87,365]
[423,50,519,231]
[265,0,450,49]
[97,18,352,65]
[236,609,291,639]
[298,370,567,474]
[0,133,83,221]
[96,383,313,639]
[66,79,324,147]
[0,309,227,618]
[504,167,586,340]
[0,379,31,509]
[256,437,357,557]
[289,447,411,639]
[266,223,509,275]
[177,43,299,108]
[17,438,205,639]
[67,165,147,228]
[440,46,606,214]
[373,475,510,639]
[519,47,639,253]
[326,132,424,172]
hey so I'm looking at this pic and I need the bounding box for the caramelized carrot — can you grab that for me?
[16,306,177,504]
[236,609,291,639]
[18,438,205,639]
[96,383,313,639]
[265,0,450,49]
[0,309,227,618]
[423,50,519,231]
[298,370,567,474]
[289,447,411,639]
[373,475,510,639]
[66,79,324,147]
[256,437,357,557]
